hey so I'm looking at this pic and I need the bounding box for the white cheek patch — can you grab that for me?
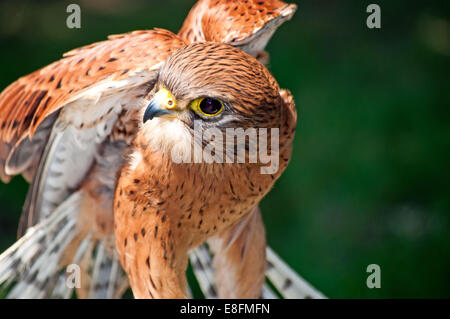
[128,150,143,171]
[141,118,193,162]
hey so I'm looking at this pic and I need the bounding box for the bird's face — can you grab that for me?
[140,42,282,160]
[143,42,282,129]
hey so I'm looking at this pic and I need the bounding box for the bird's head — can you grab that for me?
[139,42,287,166]
[144,42,282,126]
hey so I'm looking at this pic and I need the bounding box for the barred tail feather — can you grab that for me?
[261,284,279,299]
[189,245,218,298]
[1,203,325,299]
[87,241,127,299]
[265,247,326,299]
[49,237,128,299]
[51,273,74,299]
[188,244,325,299]
[50,235,92,298]
[0,192,82,298]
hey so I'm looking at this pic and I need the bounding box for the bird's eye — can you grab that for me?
[190,97,224,117]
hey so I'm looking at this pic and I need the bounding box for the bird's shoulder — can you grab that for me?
[0,28,186,146]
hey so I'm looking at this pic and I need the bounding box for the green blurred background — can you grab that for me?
[0,0,449,298]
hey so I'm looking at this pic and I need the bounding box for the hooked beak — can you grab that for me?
[143,88,177,123]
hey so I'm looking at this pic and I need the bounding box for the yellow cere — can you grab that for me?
[155,87,176,110]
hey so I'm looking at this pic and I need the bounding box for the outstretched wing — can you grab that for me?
[179,0,296,57]
[0,29,186,238]
[0,28,187,298]
[0,28,186,183]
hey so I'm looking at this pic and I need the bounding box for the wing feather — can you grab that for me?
[178,0,297,46]
[0,28,186,181]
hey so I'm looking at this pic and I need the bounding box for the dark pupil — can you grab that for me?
[200,98,221,115]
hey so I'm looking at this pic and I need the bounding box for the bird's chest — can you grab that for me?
[115,156,271,248]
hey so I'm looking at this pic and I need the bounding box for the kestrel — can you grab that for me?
[0,0,324,299]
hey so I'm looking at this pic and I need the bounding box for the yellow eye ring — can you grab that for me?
[190,97,224,117]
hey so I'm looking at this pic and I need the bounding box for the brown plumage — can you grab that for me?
[0,28,185,186]
[114,42,296,298]
[179,0,297,59]
[0,0,323,300]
